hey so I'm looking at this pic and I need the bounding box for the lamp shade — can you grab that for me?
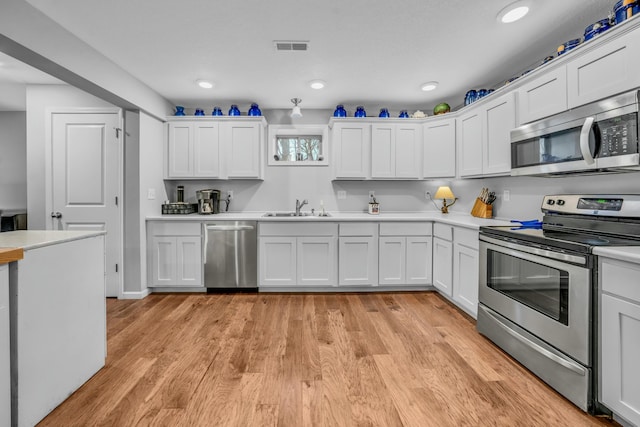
[290,106,302,118]
[434,186,456,200]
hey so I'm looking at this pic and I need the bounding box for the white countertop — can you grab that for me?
[146,211,512,230]
[0,230,106,251]
[593,246,640,264]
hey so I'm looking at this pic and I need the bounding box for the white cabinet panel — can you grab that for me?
[151,236,176,285]
[453,242,479,317]
[333,123,370,179]
[517,65,568,124]
[167,123,192,177]
[458,110,483,177]
[406,236,432,285]
[394,124,421,178]
[568,31,640,109]
[379,237,406,285]
[193,122,220,177]
[177,236,203,286]
[259,237,297,286]
[371,124,395,178]
[423,118,456,178]
[0,265,9,427]
[483,93,514,176]
[147,222,203,288]
[433,237,453,297]
[297,236,337,287]
[379,227,431,287]
[338,236,378,286]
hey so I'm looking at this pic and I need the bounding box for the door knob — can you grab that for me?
[51,211,62,219]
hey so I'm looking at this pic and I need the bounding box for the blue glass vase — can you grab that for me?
[333,104,347,117]
[379,108,390,118]
[354,106,367,118]
[228,104,241,116]
[248,103,262,116]
[194,108,205,116]
[399,110,409,118]
[175,106,185,116]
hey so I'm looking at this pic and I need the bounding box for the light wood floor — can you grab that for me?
[39,292,617,426]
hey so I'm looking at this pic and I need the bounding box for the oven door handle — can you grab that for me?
[480,235,586,265]
[580,116,596,165]
[483,307,587,376]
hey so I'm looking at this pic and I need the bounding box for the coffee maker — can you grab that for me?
[196,189,220,214]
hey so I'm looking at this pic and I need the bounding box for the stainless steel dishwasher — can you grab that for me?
[203,221,257,288]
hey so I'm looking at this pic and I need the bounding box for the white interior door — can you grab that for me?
[50,111,122,297]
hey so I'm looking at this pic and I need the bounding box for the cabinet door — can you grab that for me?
[224,122,262,178]
[167,122,193,177]
[379,236,406,285]
[483,93,515,176]
[406,236,432,285]
[297,236,337,287]
[175,236,203,287]
[395,123,421,178]
[601,294,640,426]
[517,66,568,124]
[259,237,297,287]
[432,237,453,297]
[150,236,177,286]
[568,31,640,109]
[423,118,456,178]
[193,122,220,178]
[453,243,479,318]
[458,110,483,177]
[371,124,395,178]
[333,123,371,179]
[338,236,378,286]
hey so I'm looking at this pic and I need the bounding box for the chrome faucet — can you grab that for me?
[295,199,308,216]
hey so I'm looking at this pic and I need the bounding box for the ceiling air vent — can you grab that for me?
[274,40,309,51]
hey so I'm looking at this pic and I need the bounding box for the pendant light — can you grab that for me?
[290,98,302,118]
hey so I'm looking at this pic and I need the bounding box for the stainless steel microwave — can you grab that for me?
[511,90,640,176]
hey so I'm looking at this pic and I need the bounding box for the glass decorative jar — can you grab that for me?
[174,106,185,116]
[211,106,223,116]
[379,108,390,118]
[248,103,262,116]
[333,104,347,117]
[399,110,409,118]
[354,106,367,118]
[194,108,205,116]
[228,104,241,116]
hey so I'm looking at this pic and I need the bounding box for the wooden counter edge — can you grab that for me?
[0,247,24,264]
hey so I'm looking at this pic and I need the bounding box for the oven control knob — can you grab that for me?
[547,199,555,205]
[557,199,565,206]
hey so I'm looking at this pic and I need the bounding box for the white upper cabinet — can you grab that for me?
[567,29,640,109]
[517,65,567,125]
[458,92,515,178]
[166,117,265,180]
[332,122,371,179]
[423,117,456,178]
[371,122,421,179]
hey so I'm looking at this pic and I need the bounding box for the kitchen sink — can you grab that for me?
[262,212,331,217]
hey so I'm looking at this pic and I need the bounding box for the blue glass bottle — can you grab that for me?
[477,89,488,99]
[399,110,409,118]
[194,108,205,116]
[379,108,390,118]
[464,90,477,106]
[248,103,262,116]
[211,106,223,116]
[228,104,241,116]
[333,104,347,117]
[175,106,185,116]
[354,106,367,118]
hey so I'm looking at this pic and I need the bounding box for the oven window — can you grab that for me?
[487,250,569,325]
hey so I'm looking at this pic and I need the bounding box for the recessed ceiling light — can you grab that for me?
[421,81,438,91]
[197,80,214,89]
[497,1,530,24]
[309,80,326,90]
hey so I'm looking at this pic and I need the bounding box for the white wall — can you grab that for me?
[25,85,115,229]
[0,111,26,210]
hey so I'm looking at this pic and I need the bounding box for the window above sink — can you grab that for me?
[267,124,329,166]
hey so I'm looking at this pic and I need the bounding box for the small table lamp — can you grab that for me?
[434,186,457,213]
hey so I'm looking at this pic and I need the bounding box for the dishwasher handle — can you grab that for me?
[206,224,255,231]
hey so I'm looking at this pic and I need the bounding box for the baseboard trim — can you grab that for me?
[120,288,151,300]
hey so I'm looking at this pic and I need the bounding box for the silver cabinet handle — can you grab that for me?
[579,116,596,165]
[206,225,254,231]
[51,212,62,219]
[203,224,208,265]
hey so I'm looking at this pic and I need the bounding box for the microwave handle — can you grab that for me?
[580,116,596,165]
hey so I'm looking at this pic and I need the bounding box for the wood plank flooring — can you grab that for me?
[39,292,618,426]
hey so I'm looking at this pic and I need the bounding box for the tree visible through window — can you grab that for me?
[275,136,323,162]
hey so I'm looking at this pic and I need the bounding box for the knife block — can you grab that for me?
[471,198,493,218]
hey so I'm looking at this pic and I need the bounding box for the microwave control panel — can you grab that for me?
[598,112,638,157]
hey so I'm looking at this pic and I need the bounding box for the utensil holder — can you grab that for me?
[471,198,493,218]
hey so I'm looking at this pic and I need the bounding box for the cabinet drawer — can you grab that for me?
[433,223,453,241]
[339,222,377,236]
[601,259,640,304]
[379,222,431,236]
[455,227,479,250]
[259,222,338,236]
[148,221,201,236]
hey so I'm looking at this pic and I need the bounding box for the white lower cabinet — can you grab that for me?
[378,222,432,286]
[600,258,640,426]
[0,264,9,427]
[432,238,453,296]
[147,222,203,288]
[338,223,378,286]
[259,223,338,288]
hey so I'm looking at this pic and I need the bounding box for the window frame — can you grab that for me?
[267,124,329,166]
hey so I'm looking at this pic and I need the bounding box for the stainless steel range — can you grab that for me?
[477,194,640,413]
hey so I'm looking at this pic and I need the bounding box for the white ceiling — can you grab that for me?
[0,52,63,110]
[4,0,616,113]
